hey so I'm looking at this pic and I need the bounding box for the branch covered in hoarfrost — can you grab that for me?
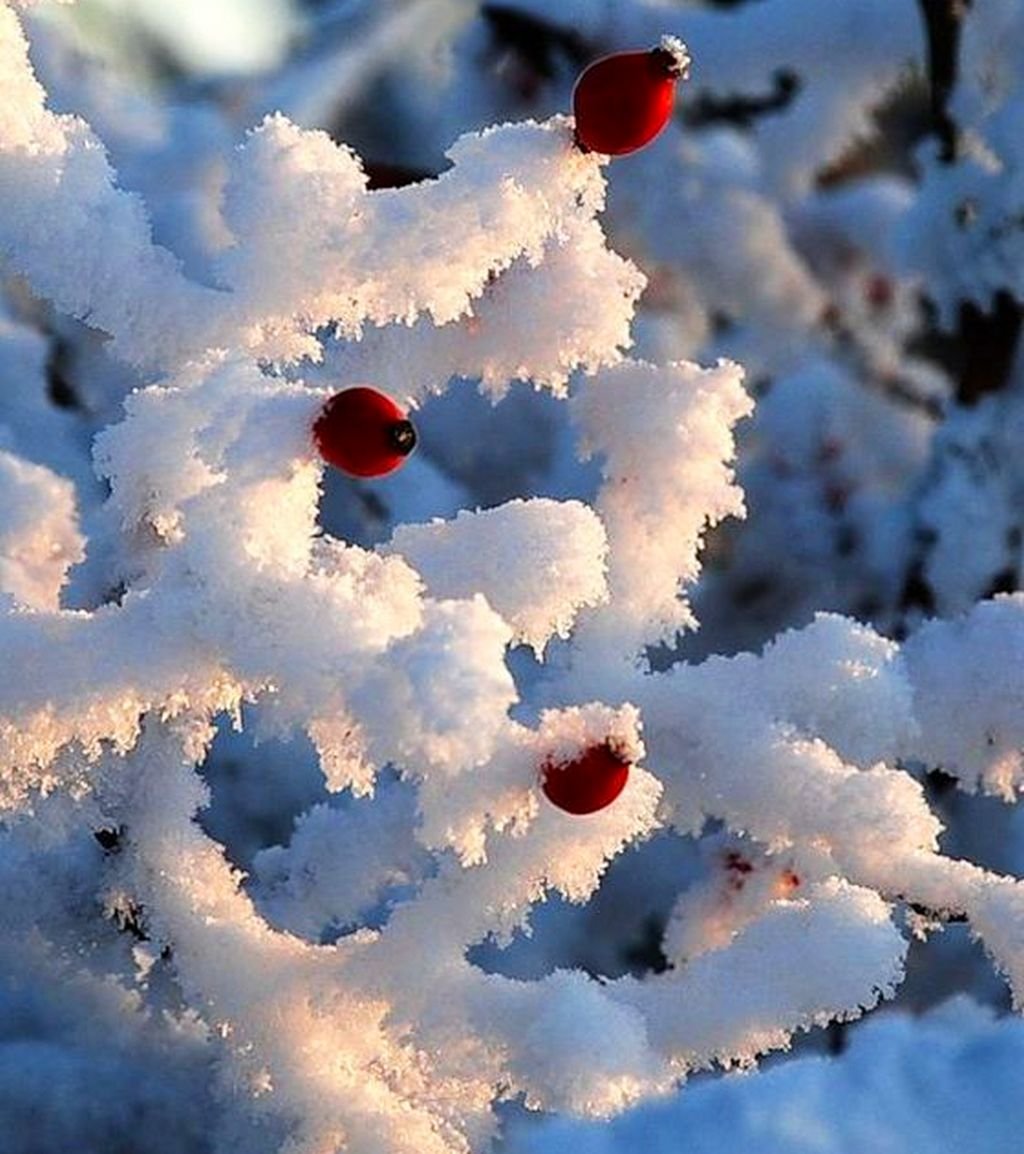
[1,4,615,371]
[386,499,609,655]
[312,218,645,400]
[3,5,1024,1153]
[570,357,751,657]
[902,595,1024,797]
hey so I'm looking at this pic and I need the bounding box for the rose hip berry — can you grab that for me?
[572,36,690,156]
[313,386,417,478]
[540,742,631,815]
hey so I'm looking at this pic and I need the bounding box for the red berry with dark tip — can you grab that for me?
[540,742,631,815]
[313,386,417,478]
[572,40,689,156]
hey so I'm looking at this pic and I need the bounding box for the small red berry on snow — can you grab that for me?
[313,386,417,478]
[572,35,690,156]
[540,741,631,815]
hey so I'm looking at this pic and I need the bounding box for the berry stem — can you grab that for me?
[654,34,691,80]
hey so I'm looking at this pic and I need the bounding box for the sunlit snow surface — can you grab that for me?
[505,999,1024,1154]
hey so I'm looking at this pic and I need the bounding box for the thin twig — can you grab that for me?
[917,0,969,163]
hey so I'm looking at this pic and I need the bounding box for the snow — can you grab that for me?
[2,0,1024,1152]
[504,998,1024,1154]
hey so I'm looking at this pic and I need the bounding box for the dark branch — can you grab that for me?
[907,900,968,924]
[956,289,1024,406]
[917,0,970,163]
[45,334,81,411]
[915,3,1023,406]
[683,70,801,130]
[480,4,592,79]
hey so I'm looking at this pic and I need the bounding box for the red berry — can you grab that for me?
[540,742,631,815]
[864,274,894,310]
[572,40,688,156]
[313,386,417,478]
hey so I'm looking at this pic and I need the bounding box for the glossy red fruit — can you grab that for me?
[313,386,417,478]
[572,39,689,156]
[540,742,631,815]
